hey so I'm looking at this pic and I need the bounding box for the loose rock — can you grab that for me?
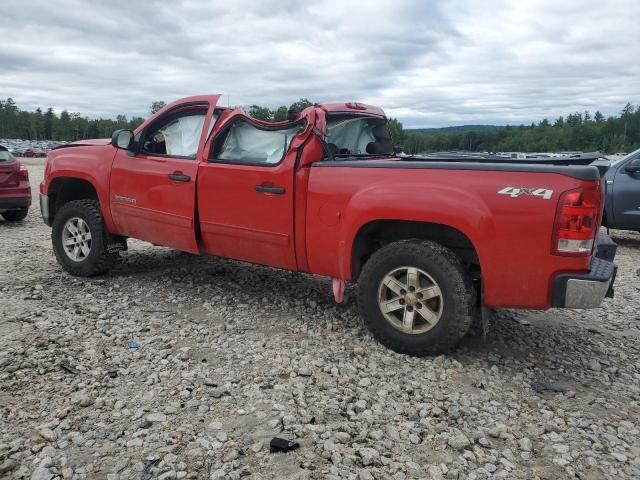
[1,163,638,480]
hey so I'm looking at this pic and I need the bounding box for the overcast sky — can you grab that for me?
[2,0,639,127]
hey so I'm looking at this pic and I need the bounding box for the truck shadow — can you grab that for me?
[609,230,640,248]
[453,309,632,393]
[610,236,640,249]
[104,247,625,384]
[109,247,341,310]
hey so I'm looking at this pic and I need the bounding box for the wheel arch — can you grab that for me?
[350,219,482,282]
[47,177,99,225]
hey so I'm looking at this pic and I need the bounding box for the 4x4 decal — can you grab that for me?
[497,186,553,200]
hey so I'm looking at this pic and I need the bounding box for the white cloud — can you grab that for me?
[1,0,638,127]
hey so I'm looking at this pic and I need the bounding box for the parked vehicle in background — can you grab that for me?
[0,140,69,158]
[603,147,640,232]
[39,95,617,356]
[0,145,31,222]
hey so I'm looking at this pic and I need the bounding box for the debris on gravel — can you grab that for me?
[1,160,639,479]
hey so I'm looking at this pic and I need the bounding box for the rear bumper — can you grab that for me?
[551,233,617,308]
[0,196,31,212]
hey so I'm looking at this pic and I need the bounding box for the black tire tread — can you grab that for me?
[51,199,114,276]
[357,239,474,356]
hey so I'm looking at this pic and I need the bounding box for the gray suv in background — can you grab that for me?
[604,148,640,232]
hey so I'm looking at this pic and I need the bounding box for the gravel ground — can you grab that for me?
[1,159,639,480]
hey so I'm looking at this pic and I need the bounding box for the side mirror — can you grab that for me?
[625,157,640,174]
[111,129,134,150]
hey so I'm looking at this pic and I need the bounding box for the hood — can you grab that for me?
[52,138,111,150]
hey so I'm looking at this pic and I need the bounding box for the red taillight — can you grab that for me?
[19,165,29,181]
[552,186,601,256]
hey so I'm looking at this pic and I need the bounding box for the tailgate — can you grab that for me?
[0,158,19,187]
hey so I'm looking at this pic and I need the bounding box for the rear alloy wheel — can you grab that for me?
[358,239,474,356]
[2,208,28,222]
[377,266,444,334]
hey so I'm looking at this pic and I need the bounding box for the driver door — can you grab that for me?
[110,101,217,253]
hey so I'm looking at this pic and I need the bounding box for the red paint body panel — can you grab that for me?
[41,96,605,311]
[110,153,201,252]
[196,110,317,270]
[305,166,594,308]
[320,102,386,117]
[40,146,118,232]
[197,159,297,268]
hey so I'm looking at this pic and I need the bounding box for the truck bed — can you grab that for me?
[317,153,609,180]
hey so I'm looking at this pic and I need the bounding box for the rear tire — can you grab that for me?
[357,239,474,356]
[2,208,28,222]
[52,200,115,276]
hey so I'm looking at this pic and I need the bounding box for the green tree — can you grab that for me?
[150,101,166,114]
[621,102,634,147]
[32,108,44,140]
[44,107,55,139]
[86,122,99,138]
[247,105,273,121]
[289,98,313,113]
[388,118,407,146]
[273,106,289,121]
[57,110,72,140]
[0,99,637,154]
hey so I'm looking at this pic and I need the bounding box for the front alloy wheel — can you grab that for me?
[51,199,115,276]
[62,217,93,262]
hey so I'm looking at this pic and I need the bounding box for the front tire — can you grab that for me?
[2,208,28,222]
[357,240,474,356]
[52,200,115,276]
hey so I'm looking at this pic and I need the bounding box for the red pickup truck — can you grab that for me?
[40,95,617,355]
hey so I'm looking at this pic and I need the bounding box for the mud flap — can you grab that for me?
[332,278,345,303]
[106,233,128,254]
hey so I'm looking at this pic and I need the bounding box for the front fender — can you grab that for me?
[44,146,117,232]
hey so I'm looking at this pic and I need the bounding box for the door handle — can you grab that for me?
[168,172,190,182]
[255,184,285,195]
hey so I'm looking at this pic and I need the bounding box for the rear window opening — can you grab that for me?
[326,114,393,156]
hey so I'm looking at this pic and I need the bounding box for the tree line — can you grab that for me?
[0,98,317,141]
[0,98,145,141]
[1,96,638,154]
[399,103,640,154]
